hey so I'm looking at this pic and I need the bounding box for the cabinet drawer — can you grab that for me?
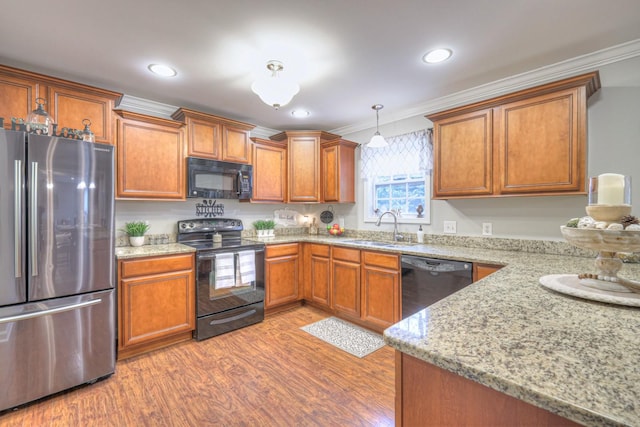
[362,251,399,269]
[120,254,194,278]
[266,243,299,258]
[308,243,330,257]
[332,246,361,263]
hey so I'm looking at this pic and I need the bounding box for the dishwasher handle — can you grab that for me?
[401,255,471,273]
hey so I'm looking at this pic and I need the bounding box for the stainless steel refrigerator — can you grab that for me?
[0,129,116,412]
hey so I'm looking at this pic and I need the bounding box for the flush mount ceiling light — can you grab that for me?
[368,104,388,148]
[291,109,310,118]
[251,60,300,110]
[422,48,453,64]
[147,63,177,77]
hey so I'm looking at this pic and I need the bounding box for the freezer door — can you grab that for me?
[27,135,115,301]
[0,130,27,306]
[0,289,115,411]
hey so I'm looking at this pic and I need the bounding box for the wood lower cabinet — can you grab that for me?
[304,244,332,309]
[249,137,287,203]
[397,352,580,427]
[114,109,185,200]
[172,107,254,163]
[331,246,361,319]
[473,263,503,282]
[265,243,302,311]
[117,253,195,360]
[0,65,121,143]
[428,72,600,199]
[361,250,400,332]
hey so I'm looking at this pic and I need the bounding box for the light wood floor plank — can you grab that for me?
[1,306,394,426]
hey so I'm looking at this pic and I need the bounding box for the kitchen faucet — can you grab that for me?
[375,211,404,241]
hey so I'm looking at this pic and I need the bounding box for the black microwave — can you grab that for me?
[187,157,253,199]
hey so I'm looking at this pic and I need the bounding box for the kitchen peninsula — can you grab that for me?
[119,232,640,426]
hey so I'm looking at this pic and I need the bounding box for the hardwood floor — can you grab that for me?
[1,306,395,426]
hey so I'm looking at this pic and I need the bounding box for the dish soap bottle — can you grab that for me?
[416,225,424,243]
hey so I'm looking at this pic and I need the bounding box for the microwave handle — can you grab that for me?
[236,171,243,196]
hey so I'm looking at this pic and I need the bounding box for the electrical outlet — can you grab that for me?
[482,222,493,236]
[443,220,457,234]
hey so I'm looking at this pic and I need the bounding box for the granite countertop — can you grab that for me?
[115,243,195,259]
[114,234,640,425]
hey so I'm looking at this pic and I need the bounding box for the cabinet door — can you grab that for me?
[48,84,119,144]
[361,251,400,331]
[307,244,331,308]
[0,71,41,130]
[265,244,300,308]
[321,140,356,203]
[118,254,195,359]
[115,110,185,200]
[332,247,361,319]
[289,135,320,202]
[186,117,221,159]
[433,108,493,198]
[222,125,251,164]
[251,138,287,203]
[495,87,585,195]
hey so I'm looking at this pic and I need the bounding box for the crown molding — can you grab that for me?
[331,38,640,136]
[116,95,178,119]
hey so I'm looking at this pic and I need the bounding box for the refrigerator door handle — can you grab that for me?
[30,161,38,277]
[14,160,23,278]
[0,298,102,325]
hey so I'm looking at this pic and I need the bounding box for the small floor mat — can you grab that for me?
[301,317,386,358]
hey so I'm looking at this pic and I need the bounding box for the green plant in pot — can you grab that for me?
[121,221,150,247]
[263,219,276,237]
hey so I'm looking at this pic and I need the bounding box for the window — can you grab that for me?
[361,129,433,223]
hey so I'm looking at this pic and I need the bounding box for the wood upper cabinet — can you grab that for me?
[0,65,122,143]
[171,107,254,163]
[114,110,185,200]
[361,250,400,332]
[270,130,340,203]
[428,72,600,199]
[433,108,493,198]
[321,138,357,203]
[265,243,301,310]
[304,244,332,308]
[249,137,287,203]
[117,253,195,360]
[331,246,362,319]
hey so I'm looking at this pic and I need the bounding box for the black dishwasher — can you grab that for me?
[401,255,473,319]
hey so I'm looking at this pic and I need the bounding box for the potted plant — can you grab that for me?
[263,219,276,237]
[253,219,267,238]
[121,221,150,247]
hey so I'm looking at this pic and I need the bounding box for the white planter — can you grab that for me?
[129,236,145,247]
[257,230,266,238]
[266,229,275,237]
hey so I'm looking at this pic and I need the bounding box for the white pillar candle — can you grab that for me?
[598,173,625,205]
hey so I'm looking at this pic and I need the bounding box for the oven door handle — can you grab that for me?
[197,248,264,261]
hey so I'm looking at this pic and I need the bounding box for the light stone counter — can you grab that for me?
[114,243,195,259]
[114,233,640,425]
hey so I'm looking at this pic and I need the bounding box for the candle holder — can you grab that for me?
[586,175,631,222]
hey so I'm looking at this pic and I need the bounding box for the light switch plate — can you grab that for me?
[444,220,457,234]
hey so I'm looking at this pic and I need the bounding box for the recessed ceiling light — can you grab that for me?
[291,110,310,118]
[422,48,452,64]
[147,64,177,77]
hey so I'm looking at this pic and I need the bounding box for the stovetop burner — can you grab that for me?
[177,218,264,252]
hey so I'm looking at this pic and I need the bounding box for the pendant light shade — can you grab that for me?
[251,60,300,110]
[368,104,388,148]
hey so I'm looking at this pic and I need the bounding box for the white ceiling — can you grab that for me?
[2,0,640,134]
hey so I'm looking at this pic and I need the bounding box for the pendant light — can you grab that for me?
[251,60,300,110]
[368,104,388,148]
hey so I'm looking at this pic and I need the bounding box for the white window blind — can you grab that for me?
[361,129,433,223]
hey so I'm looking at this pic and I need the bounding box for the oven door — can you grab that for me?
[196,247,265,317]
